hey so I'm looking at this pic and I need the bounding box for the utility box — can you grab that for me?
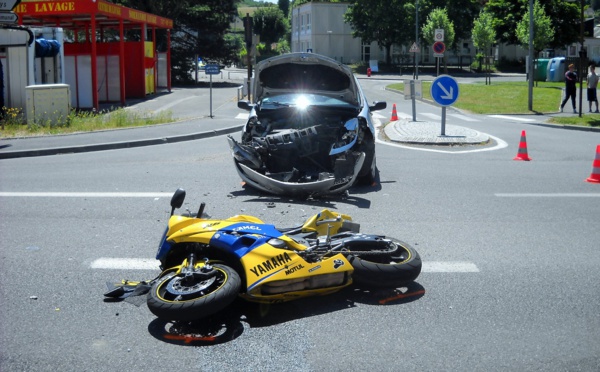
[26,84,71,125]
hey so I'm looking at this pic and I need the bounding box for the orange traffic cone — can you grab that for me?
[513,130,531,161]
[390,104,398,121]
[585,145,600,183]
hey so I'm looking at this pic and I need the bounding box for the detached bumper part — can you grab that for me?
[233,152,365,196]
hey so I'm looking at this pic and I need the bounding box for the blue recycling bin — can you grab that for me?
[546,57,566,82]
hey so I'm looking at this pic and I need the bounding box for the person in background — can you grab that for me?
[587,64,599,113]
[560,63,578,113]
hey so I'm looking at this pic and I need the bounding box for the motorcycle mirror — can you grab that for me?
[197,202,206,218]
[170,188,186,215]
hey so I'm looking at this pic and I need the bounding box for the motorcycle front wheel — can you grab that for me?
[348,238,422,288]
[147,264,241,321]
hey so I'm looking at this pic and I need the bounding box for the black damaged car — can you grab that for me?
[228,53,386,196]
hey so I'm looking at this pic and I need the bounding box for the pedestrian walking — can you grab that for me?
[560,63,578,113]
[587,65,599,113]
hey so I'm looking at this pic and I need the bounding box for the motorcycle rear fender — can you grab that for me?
[301,209,354,236]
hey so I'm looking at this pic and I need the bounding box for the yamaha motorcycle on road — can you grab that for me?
[106,188,422,322]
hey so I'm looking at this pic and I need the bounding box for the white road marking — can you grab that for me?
[421,261,480,273]
[236,113,249,120]
[91,258,160,270]
[374,109,507,154]
[376,133,508,154]
[449,113,480,122]
[489,115,536,122]
[90,257,479,273]
[421,112,441,120]
[0,192,172,198]
[126,95,196,113]
[495,193,600,198]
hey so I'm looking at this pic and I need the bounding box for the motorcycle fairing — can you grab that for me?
[239,243,353,301]
[157,215,281,260]
[209,223,284,258]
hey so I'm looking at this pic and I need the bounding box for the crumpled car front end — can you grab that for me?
[228,53,383,196]
[227,113,366,195]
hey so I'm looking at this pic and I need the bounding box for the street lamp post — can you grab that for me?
[567,0,586,117]
[528,0,534,111]
[414,0,419,80]
[578,0,585,118]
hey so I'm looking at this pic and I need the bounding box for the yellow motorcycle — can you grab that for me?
[142,188,421,321]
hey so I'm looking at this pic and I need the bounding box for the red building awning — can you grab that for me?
[15,0,173,109]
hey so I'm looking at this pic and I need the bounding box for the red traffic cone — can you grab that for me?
[513,130,531,161]
[585,145,600,183]
[390,104,398,121]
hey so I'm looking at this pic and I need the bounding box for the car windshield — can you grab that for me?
[260,94,353,109]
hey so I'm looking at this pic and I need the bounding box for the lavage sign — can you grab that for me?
[15,1,75,13]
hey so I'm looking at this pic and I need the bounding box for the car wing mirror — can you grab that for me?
[238,100,254,111]
[369,101,387,112]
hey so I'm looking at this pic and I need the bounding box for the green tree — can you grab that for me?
[472,10,496,80]
[421,7,455,73]
[116,0,240,83]
[472,10,496,53]
[485,0,578,49]
[421,8,455,46]
[420,0,482,50]
[515,0,554,56]
[278,0,290,17]
[252,6,289,51]
[344,0,416,65]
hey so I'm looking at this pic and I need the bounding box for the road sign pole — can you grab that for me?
[430,75,459,136]
[410,80,416,122]
[209,74,213,118]
[441,106,446,136]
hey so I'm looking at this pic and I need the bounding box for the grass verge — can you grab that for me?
[387,80,600,128]
[1,107,175,138]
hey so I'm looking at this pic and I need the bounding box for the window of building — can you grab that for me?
[591,45,600,60]
[306,14,311,31]
[362,44,370,63]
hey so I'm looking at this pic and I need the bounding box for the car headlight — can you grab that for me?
[329,118,359,155]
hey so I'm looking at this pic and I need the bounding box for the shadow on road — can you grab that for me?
[147,281,425,346]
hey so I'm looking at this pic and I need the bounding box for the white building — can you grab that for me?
[291,2,383,64]
[290,1,531,68]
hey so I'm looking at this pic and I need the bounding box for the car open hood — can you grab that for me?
[253,53,359,105]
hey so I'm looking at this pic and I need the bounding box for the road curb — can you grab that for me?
[0,125,243,159]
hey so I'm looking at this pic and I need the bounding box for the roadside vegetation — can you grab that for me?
[0,107,174,138]
[386,80,600,128]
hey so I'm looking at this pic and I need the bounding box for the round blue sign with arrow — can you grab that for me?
[430,75,459,107]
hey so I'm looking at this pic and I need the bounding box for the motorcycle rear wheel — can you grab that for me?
[348,238,422,287]
[147,264,241,321]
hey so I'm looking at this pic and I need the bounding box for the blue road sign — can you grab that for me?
[204,64,220,75]
[430,75,459,106]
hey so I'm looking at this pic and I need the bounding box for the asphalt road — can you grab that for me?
[1,76,600,371]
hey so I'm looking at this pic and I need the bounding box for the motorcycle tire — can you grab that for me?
[147,264,241,322]
[348,238,422,288]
